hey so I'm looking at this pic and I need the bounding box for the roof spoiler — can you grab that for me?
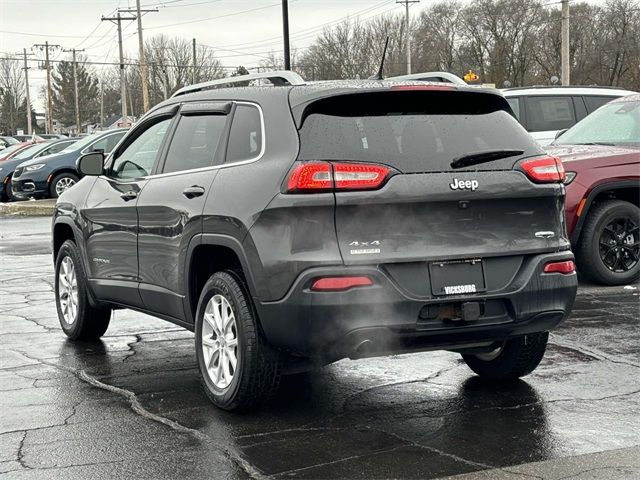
[172,70,306,97]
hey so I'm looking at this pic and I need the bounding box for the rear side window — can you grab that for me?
[162,114,226,174]
[584,95,617,113]
[297,91,541,173]
[525,96,576,132]
[226,104,262,163]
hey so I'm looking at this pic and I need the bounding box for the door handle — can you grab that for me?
[183,185,205,199]
[120,190,138,201]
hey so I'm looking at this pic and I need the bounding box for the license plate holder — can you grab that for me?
[430,259,486,296]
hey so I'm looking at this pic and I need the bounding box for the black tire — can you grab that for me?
[4,175,16,202]
[576,200,640,285]
[54,240,111,340]
[462,332,548,381]
[195,270,281,411]
[49,172,79,198]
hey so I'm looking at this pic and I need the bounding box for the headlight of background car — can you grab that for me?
[25,164,45,171]
[563,172,577,185]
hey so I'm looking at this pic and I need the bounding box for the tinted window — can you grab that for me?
[112,119,171,179]
[298,91,540,173]
[162,114,226,174]
[226,105,262,162]
[584,95,617,113]
[526,96,576,132]
[506,97,521,121]
[90,132,125,154]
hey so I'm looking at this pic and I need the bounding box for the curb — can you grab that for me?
[0,199,56,217]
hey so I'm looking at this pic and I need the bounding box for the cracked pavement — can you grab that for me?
[1,216,639,479]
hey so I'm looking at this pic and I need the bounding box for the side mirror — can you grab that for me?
[77,152,105,176]
[555,128,568,140]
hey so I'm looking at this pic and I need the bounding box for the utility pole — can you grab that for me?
[102,12,136,122]
[63,48,85,134]
[118,2,157,113]
[99,80,104,129]
[281,0,291,70]
[192,38,197,84]
[397,0,419,75]
[561,0,570,85]
[22,48,34,135]
[33,41,60,134]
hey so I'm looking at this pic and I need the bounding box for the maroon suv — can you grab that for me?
[548,94,639,285]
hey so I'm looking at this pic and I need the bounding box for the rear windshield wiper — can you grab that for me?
[573,142,615,146]
[451,149,525,169]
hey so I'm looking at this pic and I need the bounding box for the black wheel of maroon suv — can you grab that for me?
[55,240,112,340]
[195,271,281,411]
[576,200,640,285]
[462,332,548,381]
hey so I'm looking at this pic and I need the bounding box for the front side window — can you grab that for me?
[111,119,171,179]
[162,114,226,174]
[526,96,576,132]
[90,132,125,154]
[226,104,263,163]
[41,140,75,156]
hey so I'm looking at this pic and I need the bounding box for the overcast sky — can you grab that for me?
[1,0,610,111]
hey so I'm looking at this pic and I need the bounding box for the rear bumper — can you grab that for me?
[256,251,578,360]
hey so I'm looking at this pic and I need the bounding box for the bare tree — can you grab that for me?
[144,34,224,103]
[0,55,26,135]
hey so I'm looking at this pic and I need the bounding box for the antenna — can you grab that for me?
[369,36,390,80]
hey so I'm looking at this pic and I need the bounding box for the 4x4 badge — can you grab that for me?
[450,178,479,191]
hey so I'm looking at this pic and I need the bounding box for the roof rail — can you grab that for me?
[172,70,306,97]
[387,71,466,85]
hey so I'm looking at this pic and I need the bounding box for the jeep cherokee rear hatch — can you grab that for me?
[289,87,570,297]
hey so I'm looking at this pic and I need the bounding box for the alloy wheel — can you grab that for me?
[55,177,76,196]
[58,256,78,325]
[201,294,239,389]
[599,217,639,273]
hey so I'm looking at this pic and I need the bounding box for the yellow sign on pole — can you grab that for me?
[464,70,480,83]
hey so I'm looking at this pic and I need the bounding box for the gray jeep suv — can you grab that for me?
[51,72,577,411]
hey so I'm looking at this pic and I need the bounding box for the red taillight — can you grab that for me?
[286,162,390,193]
[286,162,332,191]
[520,156,565,183]
[543,260,576,274]
[311,276,373,291]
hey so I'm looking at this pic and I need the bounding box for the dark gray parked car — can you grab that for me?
[51,72,578,411]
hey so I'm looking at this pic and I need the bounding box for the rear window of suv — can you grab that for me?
[297,90,540,173]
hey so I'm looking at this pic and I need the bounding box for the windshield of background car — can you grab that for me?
[298,90,541,173]
[10,143,47,160]
[0,143,28,157]
[555,100,640,146]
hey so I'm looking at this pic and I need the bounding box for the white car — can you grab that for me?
[503,86,637,146]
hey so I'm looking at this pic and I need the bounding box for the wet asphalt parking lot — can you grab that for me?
[1,216,639,480]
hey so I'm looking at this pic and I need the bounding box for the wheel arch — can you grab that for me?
[52,218,78,262]
[48,167,80,187]
[571,180,640,245]
[184,234,263,325]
